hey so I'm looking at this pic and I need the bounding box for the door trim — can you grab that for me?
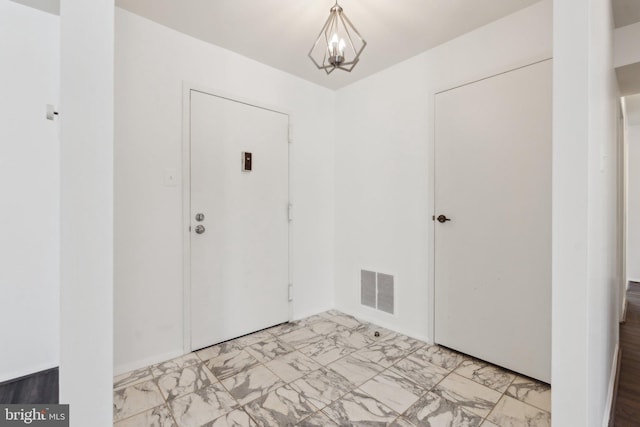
[181,82,293,354]
[428,58,553,344]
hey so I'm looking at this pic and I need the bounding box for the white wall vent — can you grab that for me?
[377,273,394,314]
[361,270,376,308]
[360,270,395,314]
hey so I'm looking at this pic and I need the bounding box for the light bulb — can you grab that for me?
[329,33,339,56]
[338,38,346,56]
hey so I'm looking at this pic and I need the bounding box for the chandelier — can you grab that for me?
[308,1,367,74]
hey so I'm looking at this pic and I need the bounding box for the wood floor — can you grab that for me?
[0,367,59,404]
[613,282,640,426]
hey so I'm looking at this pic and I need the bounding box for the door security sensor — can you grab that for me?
[242,152,252,171]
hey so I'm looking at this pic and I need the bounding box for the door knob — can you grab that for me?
[437,215,451,223]
[195,225,205,234]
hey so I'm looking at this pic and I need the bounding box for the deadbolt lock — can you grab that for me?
[195,213,205,222]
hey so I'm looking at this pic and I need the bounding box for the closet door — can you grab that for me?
[434,60,552,382]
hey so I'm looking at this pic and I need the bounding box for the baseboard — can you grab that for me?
[333,305,431,344]
[621,297,628,323]
[114,349,184,377]
[604,343,621,427]
[292,305,334,322]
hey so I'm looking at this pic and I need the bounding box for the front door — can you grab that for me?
[189,90,290,351]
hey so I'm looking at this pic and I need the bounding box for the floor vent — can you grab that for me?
[360,270,395,314]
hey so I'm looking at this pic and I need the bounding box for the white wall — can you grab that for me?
[627,125,640,282]
[0,0,60,383]
[333,0,552,341]
[114,8,336,373]
[552,0,620,425]
[60,0,113,425]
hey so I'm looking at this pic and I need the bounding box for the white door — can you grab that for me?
[189,90,290,351]
[434,60,552,382]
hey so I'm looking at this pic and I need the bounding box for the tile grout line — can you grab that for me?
[498,377,552,414]
[154,354,242,426]
[298,331,429,424]
[112,380,170,425]
[192,353,260,427]
[280,315,388,424]
[233,314,360,426]
[478,371,520,426]
[150,362,179,427]
[451,359,517,425]
[261,323,381,425]
[113,358,179,425]
[112,314,335,426]
[391,352,467,424]
[305,320,434,423]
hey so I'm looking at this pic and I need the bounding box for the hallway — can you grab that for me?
[613,282,640,425]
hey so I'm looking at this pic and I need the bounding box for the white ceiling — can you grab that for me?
[9,0,58,14]
[16,0,638,91]
[614,1,640,127]
[617,62,640,97]
[626,94,640,126]
[115,0,541,90]
[613,0,640,28]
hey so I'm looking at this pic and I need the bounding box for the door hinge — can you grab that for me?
[288,204,293,221]
[288,284,293,301]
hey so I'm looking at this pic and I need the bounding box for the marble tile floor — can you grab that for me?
[113,310,551,427]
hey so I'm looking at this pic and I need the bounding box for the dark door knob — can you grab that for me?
[437,215,451,223]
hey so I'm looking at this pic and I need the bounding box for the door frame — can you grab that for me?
[181,82,293,354]
[619,98,628,322]
[428,58,553,344]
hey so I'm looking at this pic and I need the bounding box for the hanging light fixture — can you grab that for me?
[308,1,367,74]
